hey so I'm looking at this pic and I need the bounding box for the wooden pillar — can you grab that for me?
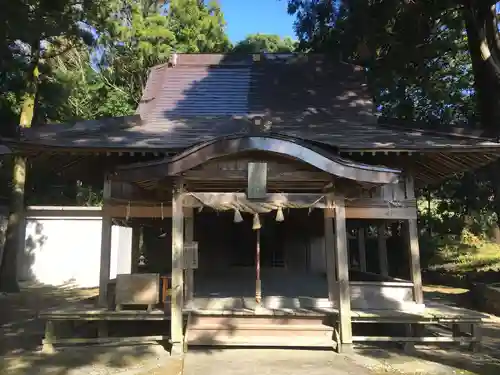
[377,223,388,277]
[98,178,112,307]
[184,210,194,303]
[324,195,336,302]
[357,227,366,272]
[171,181,184,350]
[334,196,352,352]
[130,226,141,273]
[404,219,423,304]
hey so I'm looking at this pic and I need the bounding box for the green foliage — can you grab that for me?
[286,0,500,261]
[169,0,231,53]
[232,34,296,54]
[0,0,233,206]
[424,228,500,273]
[93,0,231,109]
[287,0,475,125]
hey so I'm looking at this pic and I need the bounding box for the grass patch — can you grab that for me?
[427,230,500,274]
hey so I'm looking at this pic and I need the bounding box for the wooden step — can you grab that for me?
[187,334,334,347]
[188,315,332,327]
[186,314,335,348]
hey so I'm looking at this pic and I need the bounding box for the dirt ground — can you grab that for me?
[2,282,500,375]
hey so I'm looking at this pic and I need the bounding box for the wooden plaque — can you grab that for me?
[183,241,199,269]
[247,162,267,199]
[115,273,160,306]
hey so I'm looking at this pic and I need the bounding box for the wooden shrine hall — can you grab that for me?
[3,53,497,353]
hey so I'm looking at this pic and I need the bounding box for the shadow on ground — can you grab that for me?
[357,343,500,375]
[0,283,176,375]
[353,285,500,375]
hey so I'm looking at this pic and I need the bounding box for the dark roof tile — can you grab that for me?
[7,54,500,153]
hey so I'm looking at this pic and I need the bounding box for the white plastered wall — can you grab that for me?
[20,215,132,288]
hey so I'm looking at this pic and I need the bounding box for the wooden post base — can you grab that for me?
[170,342,184,357]
[42,320,55,354]
[335,342,353,354]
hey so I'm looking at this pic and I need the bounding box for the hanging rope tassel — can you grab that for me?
[234,208,243,223]
[275,207,284,222]
[126,202,131,221]
[252,213,261,230]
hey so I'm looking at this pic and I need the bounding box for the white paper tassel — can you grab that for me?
[126,202,131,221]
[275,207,284,222]
[138,254,146,266]
[234,209,243,223]
[252,213,261,230]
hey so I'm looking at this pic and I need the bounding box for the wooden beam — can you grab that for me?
[378,223,388,277]
[26,206,103,218]
[184,208,194,303]
[324,194,336,303]
[98,178,112,308]
[345,206,417,219]
[171,180,184,349]
[405,175,416,199]
[404,219,423,305]
[183,192,329,208]
[104,205,193,218]
[334,196,352,352]
[358,227,366,272]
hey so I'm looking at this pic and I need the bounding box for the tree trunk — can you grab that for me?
[464,2,500,135]
[464,3,500,242]
[0,157,26,292]
[0,42,40,292]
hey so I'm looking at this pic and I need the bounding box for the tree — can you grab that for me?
[464,1,500,135]
[232,34,296,54]
[96,0,231,108]
[284,0,500,243]
[287,0,474,126]
[169,0,231,53]
[0,0,108,292]
[0,0,233,291]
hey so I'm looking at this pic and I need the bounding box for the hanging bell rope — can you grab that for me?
[252,213,262,230]
[275,207,284,222]
[161,202,164,220]
[126,201,131,221]
[233,208,243,223]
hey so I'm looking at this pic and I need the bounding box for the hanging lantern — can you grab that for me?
[275,207,284,222]
[233,209,243,223]
[138,254,146,266]
[252,213,261,230]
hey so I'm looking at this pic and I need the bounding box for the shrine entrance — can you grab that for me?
[190,208,330,310]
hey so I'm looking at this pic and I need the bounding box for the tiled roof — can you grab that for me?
[138,53,373,122]
[7,53,500,153]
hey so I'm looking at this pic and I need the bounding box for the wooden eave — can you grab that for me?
[4,133,500,188]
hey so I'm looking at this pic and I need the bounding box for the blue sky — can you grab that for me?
[218,0,296,43]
